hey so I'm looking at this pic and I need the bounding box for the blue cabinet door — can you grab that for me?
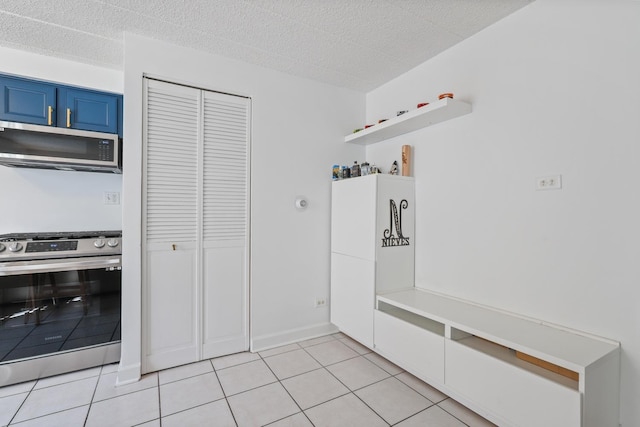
[0,76,56,126]
[59,88,119,134]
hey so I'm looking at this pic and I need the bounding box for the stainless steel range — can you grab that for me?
[0,231,122,386]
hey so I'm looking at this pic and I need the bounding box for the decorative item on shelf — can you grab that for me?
[402,145,411,177]
[332,164,340,180]
[396,110,409,116]
[341,165,350,179]
[351,161,361,177]
[364,124,374,129]
[353,128,363,133]
[438,93,454,100]
[389,160,398,175]
[370,163,379,174]
[378,119,387,124]
[417,102,429,108]
[361,162,370,176]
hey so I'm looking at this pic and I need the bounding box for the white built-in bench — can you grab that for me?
[374,288,620,427]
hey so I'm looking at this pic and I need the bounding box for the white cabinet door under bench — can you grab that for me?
[374,304,444,384]
[374,288,620,427]
[446,335,581,426]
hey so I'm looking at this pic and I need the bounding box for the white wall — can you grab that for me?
[365,0,640,425]
[119,34,364,382]
[0,46,123,233]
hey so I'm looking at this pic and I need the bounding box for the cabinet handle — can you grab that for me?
[172,244,176,251]
[47,106,53,126]
[66,108,71,128]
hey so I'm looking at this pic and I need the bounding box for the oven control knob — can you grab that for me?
[107,239,119,248]
[8,242,23,252]
[0,243,5,252]
[94,239,106,248]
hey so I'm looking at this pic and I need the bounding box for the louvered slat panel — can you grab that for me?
[145,80,199,243]
[203,92,248,242]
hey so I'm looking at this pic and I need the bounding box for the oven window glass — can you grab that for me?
[0,268,121,362]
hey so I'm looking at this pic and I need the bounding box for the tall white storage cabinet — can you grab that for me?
[330,174,415,347]
[142,78,250,372]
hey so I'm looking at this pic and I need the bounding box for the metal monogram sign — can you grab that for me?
[381,199,410,247]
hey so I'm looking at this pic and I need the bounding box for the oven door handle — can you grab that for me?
[0,256,121,276]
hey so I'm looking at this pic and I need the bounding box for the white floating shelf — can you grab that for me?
[345,98,472,145]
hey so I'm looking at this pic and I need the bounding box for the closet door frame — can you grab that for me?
[141,77,250,373]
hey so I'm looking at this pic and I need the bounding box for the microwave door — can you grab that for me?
[0,121,120,173]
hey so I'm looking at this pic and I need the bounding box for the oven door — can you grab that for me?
[0,255,121,386]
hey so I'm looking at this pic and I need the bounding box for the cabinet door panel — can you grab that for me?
[0,77,56,125]
[61,88,119,134]
[374,310,444,384]
[446,339,581,427]
[375,176,415,292]
[330,253,375,347]
[145,246,198,371]
[331,176,377,260]
[202,242,248,359]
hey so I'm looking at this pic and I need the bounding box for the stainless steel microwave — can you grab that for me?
[0,120,121,173]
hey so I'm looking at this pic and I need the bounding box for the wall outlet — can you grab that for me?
[314,297,327,308]
[536,175,562,191]
[104,191,121,205]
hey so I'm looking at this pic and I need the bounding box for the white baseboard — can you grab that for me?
[116,362,141,386]
[251,322,339,352]
[116,323,341,382]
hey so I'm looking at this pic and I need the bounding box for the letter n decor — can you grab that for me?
[381,199,410,247]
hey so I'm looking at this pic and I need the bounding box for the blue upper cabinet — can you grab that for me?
[0,74,123,137]
[0,76,57,126]
[59,88,119,135]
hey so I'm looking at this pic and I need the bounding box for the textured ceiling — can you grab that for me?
[0,0,533,91]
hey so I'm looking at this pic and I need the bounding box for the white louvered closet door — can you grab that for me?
[201,90,250,359]
[142,78,250,372]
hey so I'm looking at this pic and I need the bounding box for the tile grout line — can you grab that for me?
[313,371,391,425]
[391,371,443,404]
[209,358,240,427]
[333,341,463,426]
[82,366,104,426]
[88,373,157,405]
[257,349,316,426]
[389,406,434,426]
[257,343,303,359]
[7,372,101,426]
[2,333,485,426]
[348,392,392,426]
[297,335,393,425]
[156,369,163,427]
[155,362,216,387]
[167,345,475,426]
[321,357,395,427]
[301,335,468,426]
[298,337,361,370]
[256,333,378,425]
[436,399,476,427]
[8,403,89,426]
[6,379,36,426]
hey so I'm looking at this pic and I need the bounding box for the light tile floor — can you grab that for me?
[0,333,496,426]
